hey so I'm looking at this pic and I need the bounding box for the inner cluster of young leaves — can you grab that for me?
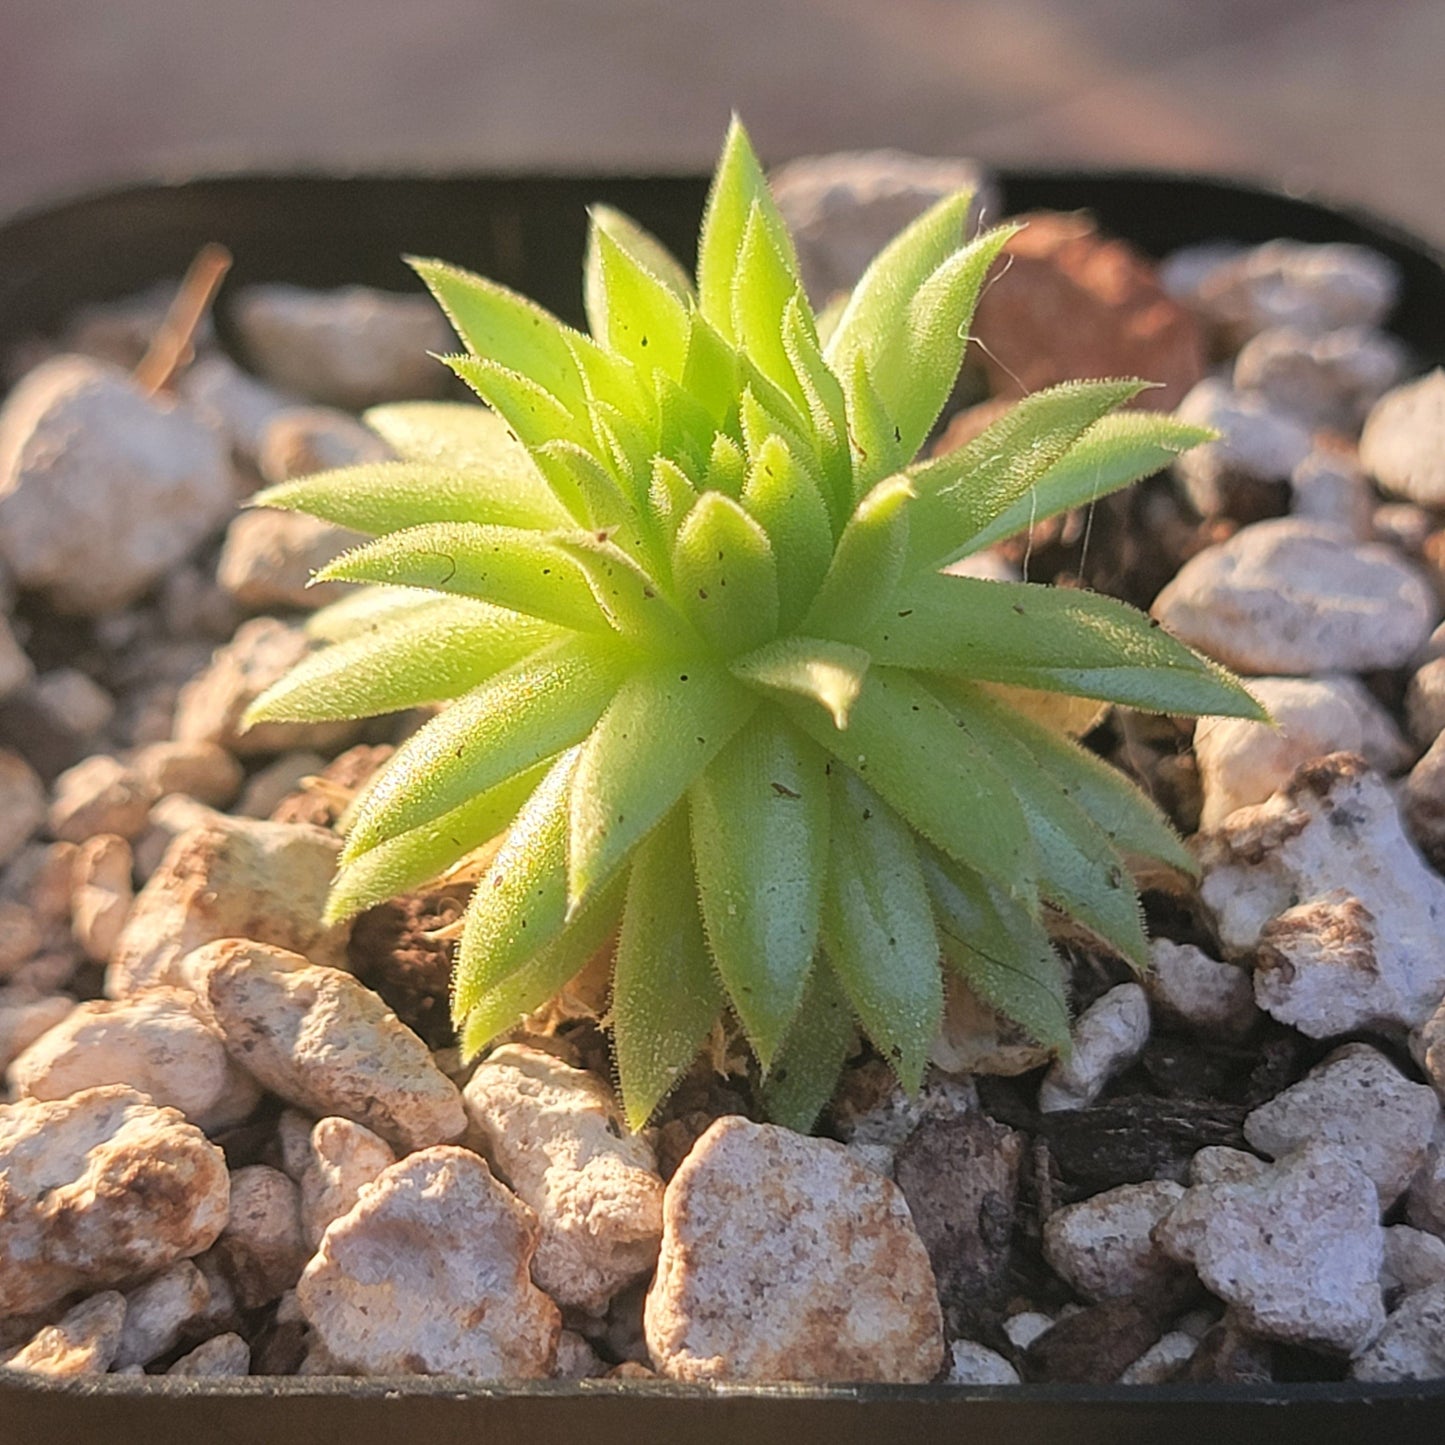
[246,119,1263,1132]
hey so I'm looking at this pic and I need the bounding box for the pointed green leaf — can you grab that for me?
[457,872,625,1058]
[790,666,1037,905]
[690,712,830,1066]
[648,456,699,551]
[830,222,1020,466]
[822,770,942,1092]
[587,219,690,378]
[760,959,855,1132]
[781,295,853,525]
[365,401,541,470]
[654,373,714,481]
[585,203,693,314]
[412,258,589,413]
[963,412,1216,555]
[905,379,1149,572]
[305,585,442,644]
[740,434,834,629]
[844,350,906,492]
[696,117,800,340]
[252,459,569,536]
[922,850,1071,1052]
[802,475,913,640]
[452,747,578,1019]
[672,491,780,655]
[531,440,634,531]
[446,355,595,452]
[568,663,757,913]
[861,572,1268,720]
[703,431,747,499]
[731,203,808,413]
[247,597,555,725]
[613,806,724,1129]
[942,683,1150,966]
[327,762,548,923]
[681,312,742,431]
[550,530,694,647]
[316,523,611,633]
[730,636,870,730]
[343,637,626,857]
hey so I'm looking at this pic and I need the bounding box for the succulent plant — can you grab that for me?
[247,120,1262,1131]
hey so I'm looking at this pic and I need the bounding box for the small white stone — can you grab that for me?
[130,794,225,882]
[107,814,349,996]
[1119,1330,1198,1384]
[192,939,464,1151]
[128,740,243,809]
[1037,984,1150,1114]
[298,1145,561,1378]
[945,1339,1020,1385]
[1412,995,1445,1099]
[1233,325,1405,433]
[1244,1044,1439,1207]
[1001,1311,1055,1351]
[166,1331,251,1376]
[7,986,256,1133]
[0,356,234,615]
[1152,519,1439,676]
[1145,939,1259,1039]
[1403,731,1445,871]
[299,1115,396,1249]
[1290,450,1374,538]
[1406,1122,1445,1238]
[114,1260,210,1368]
[464,1044,666,1315]
[4,1291,127,1376]
[1042,1180,1186,1301]
[213,1164,308,1309]
[0,753,46,867]
[1190,1146,1268,1187]
[1198,755,1445,1036]
[1194,675,1410,829]
[258,405,393,485]
[1156,1141,1385,1354]
[235,750,326,819]
[644,1116,944,1383]
[931,977,1054,1078]
[553,1328,606,1380]
[1172,378,1310,519]
[1349,1281,1445,1382]
[173,616,363,757]
[0,987,76,1073]
[34,668,113,737]
[0,1086,229,1316]
[1360,368,1445,507]
[48,754,156,844]
[1381,1226,1445,1299]
[0,899,41,978]
[234,284,453,411]
[69,832,134,963]
[177,353,300,466]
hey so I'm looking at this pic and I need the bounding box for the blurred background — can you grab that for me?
[1,0,1441,244]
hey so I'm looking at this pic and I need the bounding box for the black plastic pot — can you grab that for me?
[1,169,1443,1445]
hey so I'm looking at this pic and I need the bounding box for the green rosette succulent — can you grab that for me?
[246,119,1262,1131]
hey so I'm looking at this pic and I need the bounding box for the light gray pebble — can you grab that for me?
[1038,984,1149,1114]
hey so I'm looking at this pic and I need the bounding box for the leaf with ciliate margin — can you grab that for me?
[586,219,690,378]
[760,959,856,1133]
[731,204,809,415]
[672,491,780,655]
[843,350,906,493]
[567,663,757,915]
[550,531,695,647]
[681,312,742,431]
[740,434,834,629]
[584,203,694,316]
[801,476,913,642]
[690,712,830,1067]
[960,412,1216,556]
[305,585,443,644]
[445,355,596,453]
[315,523,611,633]
[412,258,590,414]
[729,636,870,731]
[245,597,555,725]
[252,460,569,536]
[457,872,626,1058]
[704,432,747,498]
[696,117,801,341]
[904,379,1148,573]
[859,571,1267,721]
[452,747,579,1020]
[326,762,548,923]
[822,770,942,1093]
[342,636,626,858]
[788,666,1037,906]
[364,401,537,470]
[940,682,1150,967]
[612,806,724,1130]
[922,849,1071,1053]
[781,296,853,527]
